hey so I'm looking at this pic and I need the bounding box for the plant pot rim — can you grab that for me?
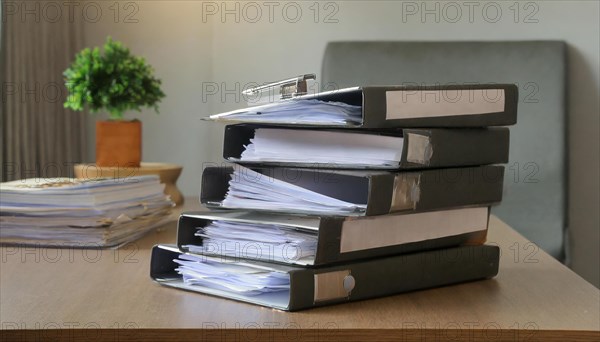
[97,119,141,122]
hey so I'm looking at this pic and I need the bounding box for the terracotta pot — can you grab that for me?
[96,120,142,167]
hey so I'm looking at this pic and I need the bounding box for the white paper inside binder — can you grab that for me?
[235,128,404,168]
[175,253,290,296]
[185,220,318,265]
[209,99,362,125]
[220,167,367,215]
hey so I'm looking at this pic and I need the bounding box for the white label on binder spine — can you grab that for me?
[385,89,505,119]
[406,133,433,165]
[339,207,489,253]
[314,270,352,302]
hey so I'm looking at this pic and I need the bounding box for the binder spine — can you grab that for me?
[408,166,505,212]
[177,215,211,251]
[313,218,344,265]
[150,245,181,280]
[223,125,254,160]
[289,245,500,311]
[363,84,518,128]
[200,166,233,206]
[365,174,396,216]
[400,128,510,169]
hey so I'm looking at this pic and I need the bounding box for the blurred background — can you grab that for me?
[1,1,598,287]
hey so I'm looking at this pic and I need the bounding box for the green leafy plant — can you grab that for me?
[64,37,165,120]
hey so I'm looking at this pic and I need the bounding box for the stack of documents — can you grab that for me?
[174,253,291,296]
[220,167,368,215]
[184,219,318,264]
[151,79,518,310]
[235,128,405,168]
[209,99,362,125]
[1,176,174,247]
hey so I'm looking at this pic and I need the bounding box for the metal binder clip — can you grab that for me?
[242,74,316,100]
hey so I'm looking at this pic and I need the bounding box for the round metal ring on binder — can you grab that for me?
[343,275,356,293]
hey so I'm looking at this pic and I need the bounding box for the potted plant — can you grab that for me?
[64,37,165,167]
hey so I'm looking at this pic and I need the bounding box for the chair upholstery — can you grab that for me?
[321,41,567,259]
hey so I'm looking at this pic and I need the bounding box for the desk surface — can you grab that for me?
[1,199,599,341]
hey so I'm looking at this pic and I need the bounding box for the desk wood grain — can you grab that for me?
[1,200,598,341]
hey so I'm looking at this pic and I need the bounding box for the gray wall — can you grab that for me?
[82,1,599,287]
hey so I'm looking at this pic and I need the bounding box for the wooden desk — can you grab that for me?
[1,199,599,341]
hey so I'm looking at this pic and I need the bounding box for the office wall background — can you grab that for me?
[82,1,599,287]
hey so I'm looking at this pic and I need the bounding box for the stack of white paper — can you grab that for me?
[175,253,290,296]
[220,168,366,215]
[0,178,166,207]
[185,220,318,264]
[0,176,174,247]
[210,99,362,125]
[236,128,404,168]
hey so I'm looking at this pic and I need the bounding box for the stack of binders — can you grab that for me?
[151,79,518,311]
